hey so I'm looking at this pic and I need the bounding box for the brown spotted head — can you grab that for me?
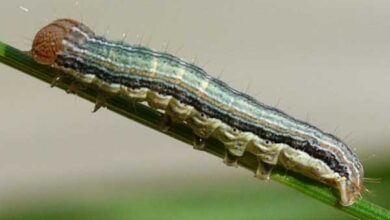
[31,19,79,65]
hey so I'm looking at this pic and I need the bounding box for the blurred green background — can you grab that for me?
[1,1,389,219]
[1,159,389,220]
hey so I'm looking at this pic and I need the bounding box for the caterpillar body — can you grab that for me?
[30,19,364,206]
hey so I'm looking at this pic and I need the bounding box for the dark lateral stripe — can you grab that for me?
[56,54,348,177]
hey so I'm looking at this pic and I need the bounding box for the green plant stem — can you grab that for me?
[0,41,389,220]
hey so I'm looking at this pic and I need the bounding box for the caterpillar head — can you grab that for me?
[31,19,79,65]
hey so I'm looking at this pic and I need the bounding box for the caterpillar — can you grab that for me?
[30,18,364,206]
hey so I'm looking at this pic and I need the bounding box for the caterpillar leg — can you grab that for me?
[50,73,65,88]
[193,135,206,150]
[254,161,274,180]
[160,115,173,133]
[93,93,108,113]
[223,150,239,167]
[336,177,359,206]
[66,81,81,94]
